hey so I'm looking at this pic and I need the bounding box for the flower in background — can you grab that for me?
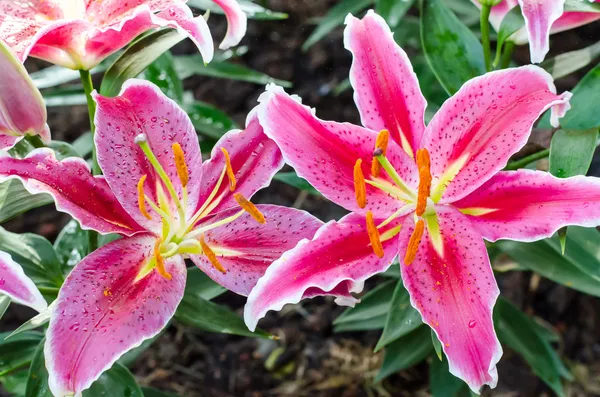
[474,0,600,63]
[0,40,49,150]
[0,79,321,397]
[241,11,600,393]
[0,0,247,70]
[0,251,47,313]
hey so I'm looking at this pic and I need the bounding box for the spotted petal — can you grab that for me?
[344,10,426,157]
[422,66,571,204]
[94,79,203,232]
[0,251,46,312]
[398,206,502,393]
[244,213,402,332]
[0,149,143,235]
[45,234,186,397]
[190,205,323,296]
[518,0,565,63]
[257,84,418,219]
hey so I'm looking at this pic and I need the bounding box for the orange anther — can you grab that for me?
[366,211,384,258]
[200,235,227,274]
[234,193,266,224]
[172,143,189,188]
[154,240,172,280]
[137,175,152,220]
[353,159,367,209]
[371,129,390,177]
[404,219,425,265]
[221,147,237,192]
[416,148,432,216]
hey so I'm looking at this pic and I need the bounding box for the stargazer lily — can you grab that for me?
[0,0,247,70]
[0,79,321,397]
[0,251,47,313]
[242,11,597,393]
[473,0,600,63]
[0,40,49,150]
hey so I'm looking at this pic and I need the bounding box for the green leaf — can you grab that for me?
[376,0,415,27]
[53,220,89,268]
[0,295,10,321]
[375,280,422,352]
[6,304,52,340]
[43,86,87,107]
[184,267,227,301]
[334,280,396,326]
[31,59,112,90]
[542,41,600,79]
[564,0,600,12]
[100,29,185,97]
[549,128,598,178]
[174,55,292,87]
[0,179,53,224]
[495,298,569,397]
[25,339,52,397]
[0,331,43,377]
[555,63,600,130]
[140,51,184,103]
[430,354,470,397]
[48,141,82,160]
[302,0,373,51]
[175,294,270,339]
[0,227,63,287]
[375,326,431,382]
[420,0,486,95]
[0,370,29,396]
[187,0,288,20]
[72,132,94,158]
[273,172,320,196]
[185,101,238,140]
[83,364,143,397]
[431,329,443,361]
[495,6,524,66]
[142,387,179,397]
[334,314,388,333]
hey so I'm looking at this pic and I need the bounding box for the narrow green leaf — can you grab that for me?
[375,326,431,382]
[542,41,600,79]
[72,131,94,158]
[333,314,388,333]
[25,339,52,397]
[140,51,184,103]
[54,220,88,268]
[0,295,10,321]
[187,0,288,20]
[6,303,52,340]
[273,172,320,196]
[0,331,43,377]
[376,0,415,27]
[0,180,53,224]
[302,0,373,51]
[334,280,396,325]
[101,29,185,97]
[375,280,422,352]
[420,0,486,95]
[494,6,524,66]
[43,86,87,107]
[549,128,598,178]
[48,141,82,160]
[558,226,568,256]
[83,364,143,397]
[431,329,443,361]
[184,267,227,301]
[564,0,600,12]
[557,63,600,130]
[494,298,569,397]
[430,355,470,397]
[185,101,238,140]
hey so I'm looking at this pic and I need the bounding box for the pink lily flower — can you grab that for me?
[243,11,590,393]
[0,0,247,70]
[0,79,321,396]
[0,40,49,150]
[473,0,600,63]
[0,251,47,312]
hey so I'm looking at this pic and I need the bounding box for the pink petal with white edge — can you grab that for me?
[94,79,203,232]
[0,251,46,312]
[0,40,47,147]
[244,212,402,332]
[422,66,571,204]
[0,149,143,235]
[45,234,186,397]
[190,204,323,296]
[212,0,248,50]
[551,9,600,35]
[193,111,283,218]
[344,10,426,157]
[398,206,502,393]
[518,0,565,63]
[257,84,418,218]
[453,170,600,242]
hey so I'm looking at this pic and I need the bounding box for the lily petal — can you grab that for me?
[453,170,600,242]
[244,213,402,332]
[212,0,247,50]
[518,0,565,63]
[0,149,144,235]
[45,234,186,397]
[550,9,600,35]
[194,111,283,218]
[94,79,203,232]
[398,206,502,393]
[344,10,426,157]
[0,251,46,312]
[0,40,48,149]
[190,204,323,296]
[257,84,418,218]
[422,66,571,204]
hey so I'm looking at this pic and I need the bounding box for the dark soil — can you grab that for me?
[2,1,600,396]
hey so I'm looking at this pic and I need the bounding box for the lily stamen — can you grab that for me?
[366,210,384,258]
[404,219,425,265]
[154,240,172,280]
[371,129,389,177]
[199,235,227,273]
[234,193,266,224]
[137,175,152,220]
[172,143,189,188]
[415,148,432,216]
[221,147,237,191]
[353,159,367,209]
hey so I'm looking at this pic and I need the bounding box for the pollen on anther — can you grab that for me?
[221,147,237,191]
[371,129,390,177]
[200,235,227,274]
[137,175,152,220]
[353,159,367,209]
[172,143,189,188]
[404,219,425,265]
[415,148,432,216]
[235,193,266,224]
[154,240,172,280]
[366,211,384,258]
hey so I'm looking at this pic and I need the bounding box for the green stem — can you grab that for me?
[504,149,549,170]
[79,70,100,254]
[37,286,60,295]
[480,5,492,71]
[25,135,45,148]
[500,41,516,69]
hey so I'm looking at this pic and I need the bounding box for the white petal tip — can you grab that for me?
[550,91,573,128]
